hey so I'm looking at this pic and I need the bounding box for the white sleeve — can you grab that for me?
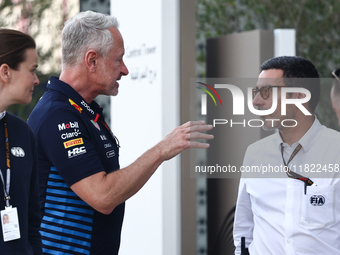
[233,149,254,254]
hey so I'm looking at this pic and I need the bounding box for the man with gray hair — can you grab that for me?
[28,11,213,255]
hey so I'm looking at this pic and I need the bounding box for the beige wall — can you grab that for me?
[180,0,198,254]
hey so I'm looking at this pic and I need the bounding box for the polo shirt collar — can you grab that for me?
[47,76,104,121]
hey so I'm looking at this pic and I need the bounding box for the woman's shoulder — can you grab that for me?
[6,112,27,124]
[6,112,32,132]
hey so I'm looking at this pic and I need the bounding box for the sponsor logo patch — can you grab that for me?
[68,146,87,158]
[106,150,115,158]
[61,129,81,140]
[310,195,325,206]
[64,138,84,148]
[91,120,100,131]
[58,122,79,131]
[100,135,107,141]
[11,147,25,157]
[81,100,95,114]
[104,143,112,148]
[69,99,83,113]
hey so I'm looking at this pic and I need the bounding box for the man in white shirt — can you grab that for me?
[233,56,340,255]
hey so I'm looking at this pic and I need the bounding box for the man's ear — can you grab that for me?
[85,50,98,73]
[0,64,11,83]
[297,92,307,99]
[290,91,306,99]
[292,92,312,113]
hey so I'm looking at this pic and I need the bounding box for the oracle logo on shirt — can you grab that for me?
[104,143,112,148]
[58,122,79,131]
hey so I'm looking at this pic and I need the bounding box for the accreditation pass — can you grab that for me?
[1,206,20,242]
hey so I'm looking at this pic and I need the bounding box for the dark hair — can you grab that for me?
[261,56,320,113]
[0,29,36,70]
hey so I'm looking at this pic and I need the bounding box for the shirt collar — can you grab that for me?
[274,116,323,152]
[0,111,6,120]
[47,76,104,121]
[298,116,322,151]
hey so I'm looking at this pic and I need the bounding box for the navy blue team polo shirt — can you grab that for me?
[28,76,125,255]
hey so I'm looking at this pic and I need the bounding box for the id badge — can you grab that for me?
[1,206,20,242]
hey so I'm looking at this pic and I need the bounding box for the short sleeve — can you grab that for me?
[36,107,105,186]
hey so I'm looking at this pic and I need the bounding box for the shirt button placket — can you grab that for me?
[285,178,295,255]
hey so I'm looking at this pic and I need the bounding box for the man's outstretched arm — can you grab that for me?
[71,121,213,214]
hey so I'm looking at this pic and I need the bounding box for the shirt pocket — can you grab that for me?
[299,185,336,228]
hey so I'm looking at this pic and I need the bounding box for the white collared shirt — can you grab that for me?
[0,111,6,120]
[234,118,340,255]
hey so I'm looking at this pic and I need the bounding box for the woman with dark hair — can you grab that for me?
[0,29,42,254]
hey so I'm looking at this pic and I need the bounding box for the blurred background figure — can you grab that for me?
[331,69,340,126]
